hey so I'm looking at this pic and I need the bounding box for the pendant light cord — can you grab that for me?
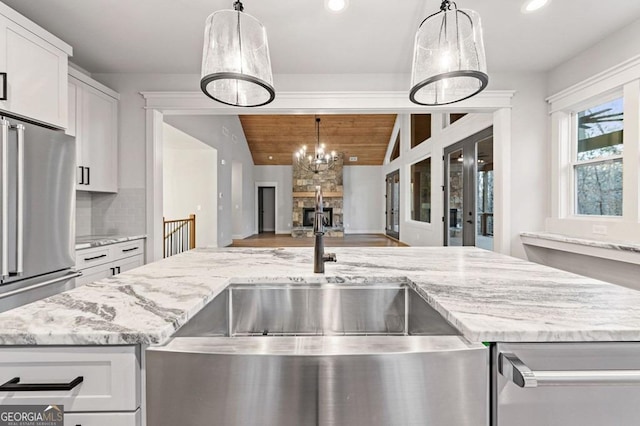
[235,2,244,106]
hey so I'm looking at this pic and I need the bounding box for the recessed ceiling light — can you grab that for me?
[522,0,550,13]
[268,155,273,160]
[325,0,348,13]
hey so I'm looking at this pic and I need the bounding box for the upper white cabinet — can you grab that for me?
[0,4,71,129]
[69,68,119,193]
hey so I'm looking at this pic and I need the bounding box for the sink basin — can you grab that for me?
[173,282,460,337]
[147,281,487,426]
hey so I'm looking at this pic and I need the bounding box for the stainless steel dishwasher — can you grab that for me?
[494,342,640,426]
[146,282,489,426]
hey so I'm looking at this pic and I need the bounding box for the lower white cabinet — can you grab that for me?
[0,346,140,426]
[75,239,145,287]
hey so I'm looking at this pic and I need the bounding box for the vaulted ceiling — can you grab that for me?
[240,115,397,166]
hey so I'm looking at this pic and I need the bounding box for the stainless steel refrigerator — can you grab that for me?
[0,116,78,313]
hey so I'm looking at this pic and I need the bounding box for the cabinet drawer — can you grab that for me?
[110,240,144,262]
[65,409,140,426]
[0,346,140,412]
[75,247,112,269]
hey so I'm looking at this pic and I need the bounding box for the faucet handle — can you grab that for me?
[323,253,337,263]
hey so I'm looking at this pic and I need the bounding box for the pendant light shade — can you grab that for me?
[201,1,275,107]
[410,0,488,106]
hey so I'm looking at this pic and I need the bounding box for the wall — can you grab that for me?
[163,123,217,248]
[343,166,384,233]
[231,161,247,239]
[253,165,293,234]
[164,115,254,247]
[547,18,640,96]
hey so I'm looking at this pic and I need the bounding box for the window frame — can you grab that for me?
[409,155,433,224]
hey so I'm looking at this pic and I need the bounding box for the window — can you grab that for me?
[390,131,400,161]
[573,97,623,216]
[411,114,431,148]
[449,113,467,125]
[410,157,431,223]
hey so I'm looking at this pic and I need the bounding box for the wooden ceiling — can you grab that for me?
[239,114,397,166]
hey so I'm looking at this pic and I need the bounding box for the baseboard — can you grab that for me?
[232,231,254,240]
[344,229,386,234]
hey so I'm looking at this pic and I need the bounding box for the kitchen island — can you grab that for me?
[1,246,640,426]
[0,246,639,345]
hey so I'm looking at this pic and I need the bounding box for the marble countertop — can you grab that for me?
[521,231,640,254]
[75,234,147,250]
[2,247,640,345]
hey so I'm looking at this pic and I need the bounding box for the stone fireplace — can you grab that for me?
[292,154,344,238]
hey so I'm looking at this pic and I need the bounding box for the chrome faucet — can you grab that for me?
[313,186,337,273]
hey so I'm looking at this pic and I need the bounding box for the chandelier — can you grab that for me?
[410,0,488,106]
[295,117,338,174]
[200,0,275,107]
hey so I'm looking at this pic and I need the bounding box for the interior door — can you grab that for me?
[258,187,264,234]
[385,170,400,239]
[444,127,493,248]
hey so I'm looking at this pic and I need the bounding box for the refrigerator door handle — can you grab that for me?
[14,124,24,275]
[499,352,640,387]
[0,118,8,279]
[0,271,81,301]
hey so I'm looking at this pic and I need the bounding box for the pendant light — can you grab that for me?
[200,1,275,107]
[410,0,488,106]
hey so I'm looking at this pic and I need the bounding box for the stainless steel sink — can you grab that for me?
[147,282,488,426]
[173,283,460,337]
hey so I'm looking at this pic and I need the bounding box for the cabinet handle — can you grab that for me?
[122,247,139,253]
[0,72,6,101]
[84,254,107,261]
[86,166,90,185]
[499,352,640,387]
[79,166,85,185]
[116,266,121,274]
[0,376,83,392]
[110,267,115,275]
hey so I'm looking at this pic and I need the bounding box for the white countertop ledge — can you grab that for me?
[1,247,640,346]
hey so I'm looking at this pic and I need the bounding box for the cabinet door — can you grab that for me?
[81,83,117,192]
[75,263,112,287]
[0,16,67,128]
[115,255,144,275]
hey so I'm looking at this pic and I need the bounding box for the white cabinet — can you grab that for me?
[0,4,71,129]
[0,346,141,426]
[69,68,119,193]
[76,239,145,287]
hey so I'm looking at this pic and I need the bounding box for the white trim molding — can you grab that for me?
[547,54,640,113]
[141,90,515,114]
[144,90,515,260]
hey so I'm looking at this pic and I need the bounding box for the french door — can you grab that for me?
[385,170,400,239]
[443,127,494,249]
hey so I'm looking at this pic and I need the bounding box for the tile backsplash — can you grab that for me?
[76,188,145,237]
[76,191,93,236]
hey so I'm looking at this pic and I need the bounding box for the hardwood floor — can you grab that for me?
[230,233,407,248]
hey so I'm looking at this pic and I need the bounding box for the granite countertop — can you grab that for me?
[1,247,640,346]
[75,234,147,250]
